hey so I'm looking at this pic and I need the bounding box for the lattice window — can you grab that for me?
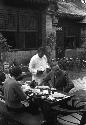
[0,10,17,31]
[19,12,38,31]
[6,13,17,31]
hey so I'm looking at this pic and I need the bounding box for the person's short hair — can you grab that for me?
[9,66,22,78]
[37,47,45,54]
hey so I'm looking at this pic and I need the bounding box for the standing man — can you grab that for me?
[29,47,50,85]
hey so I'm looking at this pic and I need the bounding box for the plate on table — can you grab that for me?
[33,89,41,94]
[47,92,70,102]
[42,90,49,94]
[52,92,66,98]
[47,95,55,101]
[34,89,49,96]
[51,92,70,101]
[35,86,50,89]
[21,84,31,92]
[48,95,63,101]
[51,88,56,91]
[25,81,31,85]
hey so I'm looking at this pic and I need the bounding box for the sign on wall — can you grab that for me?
[56,27,62,31]
[52,17,59,26]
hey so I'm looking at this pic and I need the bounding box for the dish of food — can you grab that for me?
[52,92,66,98]
[35,86,50,89]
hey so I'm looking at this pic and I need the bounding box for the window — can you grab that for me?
[25,32,40,49]
[64,36,80,49]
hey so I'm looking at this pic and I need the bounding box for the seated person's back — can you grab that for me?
[3,66,27,111]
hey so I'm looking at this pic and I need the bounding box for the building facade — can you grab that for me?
[1,0,86,63]
[47,1,86,59]
[0,0,54,63]
[0,0,51,50]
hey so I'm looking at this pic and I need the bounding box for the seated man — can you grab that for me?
[29,47,50,85]
[3,66,29,113]
[41,65,74,93]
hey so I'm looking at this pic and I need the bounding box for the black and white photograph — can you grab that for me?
[0,0,86,125]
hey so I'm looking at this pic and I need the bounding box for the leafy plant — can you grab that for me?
[47,32,56,50]
[46,33,56,65]
[0,33,11,62]
[0,33,11,52]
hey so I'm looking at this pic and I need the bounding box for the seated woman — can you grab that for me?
[41,65,74,93]
[3,66,29,113]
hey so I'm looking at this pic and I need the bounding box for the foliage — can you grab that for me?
[46,33,56,64]
[58,55,86,71]
[57,0,86,3]
[0,33,12,64]
[0,33,11,52]
[47,32,56,50]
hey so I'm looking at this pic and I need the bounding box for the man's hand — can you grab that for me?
[46,68,51,73]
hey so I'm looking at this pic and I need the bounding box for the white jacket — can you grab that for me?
[29,54,50,85]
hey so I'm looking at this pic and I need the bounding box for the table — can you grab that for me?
[22,84,72,125]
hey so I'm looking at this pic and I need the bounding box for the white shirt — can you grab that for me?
[29,54,50,74]
[29,54,50,84]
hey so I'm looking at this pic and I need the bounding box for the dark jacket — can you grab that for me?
[42,69,73,92]
[3,77,26,108]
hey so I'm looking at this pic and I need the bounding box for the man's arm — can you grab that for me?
[15,82,27,101]
[44,55,50,69]
[29,57,37,74]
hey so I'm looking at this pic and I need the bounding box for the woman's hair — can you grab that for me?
[9,66,22,78]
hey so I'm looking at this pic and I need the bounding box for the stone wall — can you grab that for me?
[46,14,56,59]
[2,50,37,65]
[65,48,85,58]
